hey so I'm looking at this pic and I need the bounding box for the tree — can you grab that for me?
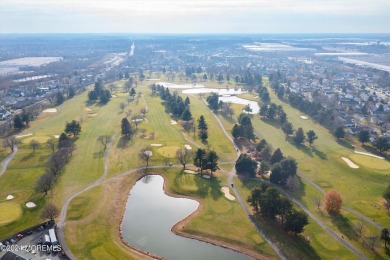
[381,228,390,248]
[306,130,318,147]
[46,149,71,176]
[235,154,258,177]
[358,130,370,145]
[130,88,136,97]
[198,115,208,140]
[354,220,366,240]
[185,96,191,106]
[373,137,390,153]
[46,138,56,154]
[121,118,134,139]
[205,150,219,174]
[176,148,194,169]
[29,139,40,153]
[139,148,152,167]
[282,122,294,136]
[333,126,345,140]
[13,114,24,129]
[259,161,270,175]
[65,120,81,138]
[21,112,32,126]
[100,90,111,104]
[293,128,305,145]
[207,93,219,110]
[120,102,126,112]
[56,92,64,105]
[88,90,98,101]
[243,104,252,113]
[193,148,207,172]
[324,190,342,214]
[68,86,75,98]
[270,148,284,164]
[232,124,242,139]
[58,133,72,149]
[40,203,59,221]
[284,210,309,235]
[35,173,55,195]
[97,135,111,150]
[3,136,18,153]
[181,108,193,121]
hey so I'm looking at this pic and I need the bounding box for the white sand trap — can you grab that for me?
[85,108,92,111]
[184,170,198,174]
[6,195,14,200]
[341,157,359,169]
[42,108,57,113]
[26,202,36,208]
[16,133,33,138]
[171,120,177,125]
[54,135,60,138]
[144,151,153,156]
[112,95,117,98]
[221,187,235,201]
[354,151,385,160]
[150,144,163,147]
[89,113,98,117]
[132,118,143,122]
[202,175,211,179]
[184,144,192,150]
[300,115,308,120]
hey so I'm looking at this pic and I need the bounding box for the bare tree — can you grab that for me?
[3,136,18,153]
[139,148,152,167]
[354,220,366,241]
[176,148,194,169]
[120,102,126,112]
[46,138,56,154]
[139,129,147,138]
[96,135,111,150]
[125,109,132,118]
[29,139,40,153]
[40,203,59,221]
[181,120,194,133]
[314,197,322,210]
[132,115,143,129]
[364,232,378,250]
[149,132,155,139]
[35,173,55,195]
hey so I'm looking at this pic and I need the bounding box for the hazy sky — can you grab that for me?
[0,0,389,33]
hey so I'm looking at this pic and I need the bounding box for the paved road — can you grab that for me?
[0,145,18,178]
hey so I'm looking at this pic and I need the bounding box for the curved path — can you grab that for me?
[0,145,18,178]
[208,108,286,259]
[57,133,117,260]
[298,173,383,231]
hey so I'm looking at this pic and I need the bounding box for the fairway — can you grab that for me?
[0,202,22,225]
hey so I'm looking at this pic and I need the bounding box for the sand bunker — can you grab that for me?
[184,170,198,174]
[300,116,308,120]
[88,113,98,117]
[354,151,385,160]
[184,144,192,150]
[221,187,235,201]
[16,133,33,138]
[132,118,143,122]
[42,108,57,113]
[112,95,117,98]
[170,120,177,125]
[150,144,163,147]
[26,202,36,208]
[6,195,14,200]
[143,151,153,156]
[341,157,359,168]
[54,135,60,138]
[202,175,211,179]
[85,108,92,111]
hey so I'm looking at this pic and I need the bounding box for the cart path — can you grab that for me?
[0,145,18,178]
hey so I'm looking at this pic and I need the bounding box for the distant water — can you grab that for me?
[121,175,250,260]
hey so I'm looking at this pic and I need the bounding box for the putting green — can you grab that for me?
[349,154,390,170]
[156,146,180,158]
[0,202,22,225]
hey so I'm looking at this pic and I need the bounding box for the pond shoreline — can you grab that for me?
[118,172,272,260]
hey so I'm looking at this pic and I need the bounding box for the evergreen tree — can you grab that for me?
[333,126,345,140]
[270,148,284,164]
[181,108,193,121]
[205,150,219,174]
[293,128,305,145]
[358,130,370,145]
[282,122,294,136]
[235,154,258,177]
[130,88,136,97]
[121,118,134,139]
[13,114,24,129]
[284,210,309,235]
[306,130,318,147]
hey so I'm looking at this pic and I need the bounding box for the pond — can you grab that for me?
[219,96,260,114]
[121,175,250,260]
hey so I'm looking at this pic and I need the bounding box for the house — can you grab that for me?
[0,108,11,120]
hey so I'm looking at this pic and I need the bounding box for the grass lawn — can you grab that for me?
[216,78,390,258]
[0,202,22,225]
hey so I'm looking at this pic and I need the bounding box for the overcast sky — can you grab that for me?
[0,0,389,33]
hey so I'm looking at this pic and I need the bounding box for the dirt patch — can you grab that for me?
[341,157,359,169]
[221,187,235,201]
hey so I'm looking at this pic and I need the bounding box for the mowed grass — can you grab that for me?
[235,178,356,260]
[0,202,22,225]
[218,79,389,258]
[0,142,52,239]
